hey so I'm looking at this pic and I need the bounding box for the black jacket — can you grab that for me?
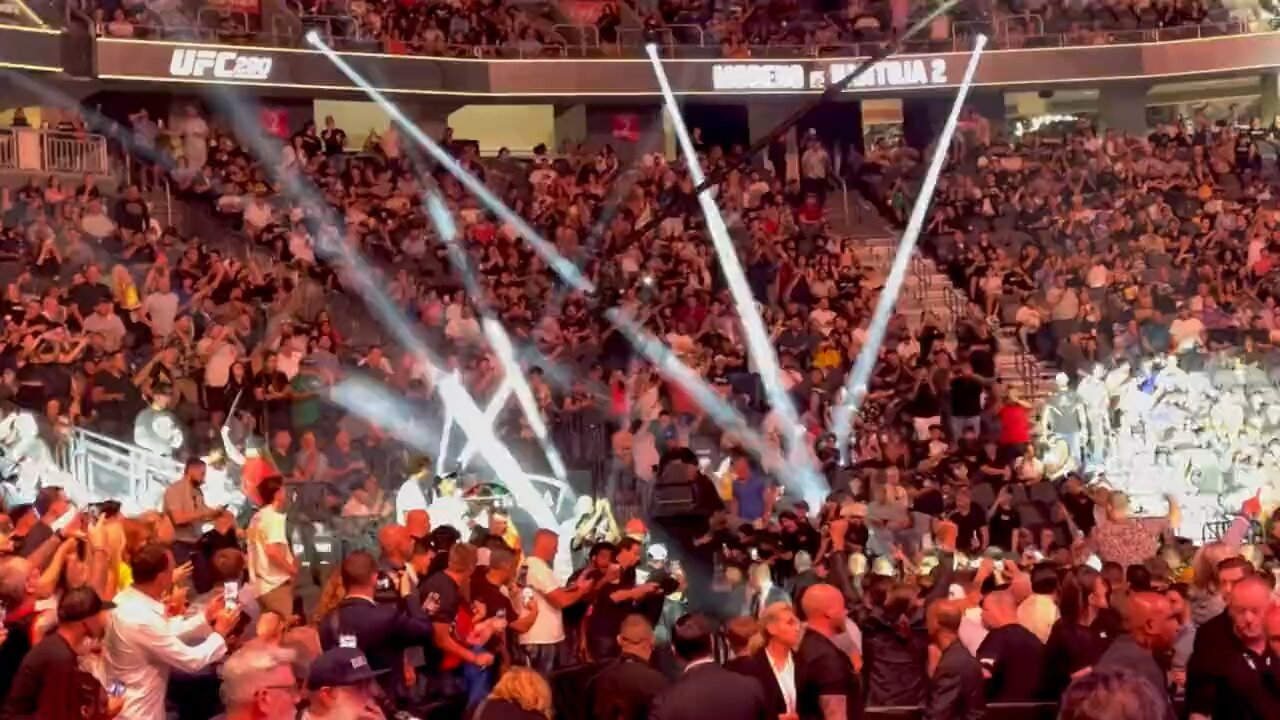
[926,642,985,720]
[586,653,671,720]
[860,609,930,707]
[649,661,768,720]
[725,649,800,718]
[318,596,435,689]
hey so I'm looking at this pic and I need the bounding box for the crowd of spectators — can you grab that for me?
[3,96,1280,720]
[857,110,1280,380]
[81,0,1253,55]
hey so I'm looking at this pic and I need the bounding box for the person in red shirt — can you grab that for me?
[996,387,1033,461]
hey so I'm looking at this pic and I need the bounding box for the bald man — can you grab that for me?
[797,584,861,719]
[926,599,985,720]
[1095,591,1177,719]
[586,614,670,720]
[1187,576,1280,720]
[405,510,430,542]
[1267,604,1280,659]
[976,589,1046,702]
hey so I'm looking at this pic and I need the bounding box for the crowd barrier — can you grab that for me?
[0,128,109,176]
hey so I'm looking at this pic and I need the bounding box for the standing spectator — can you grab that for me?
[302,647,388,720]
[948,363,985,439]
[728,601,803,718]
[925,599,985,720]
[218,643,301,720]
[586,537,659,662]
[19,486,74,567]
[103,543,240,720]
[798,584,861,720]
[1017,563,1062,645]
[140,276,179,340]
[947,487,987,554]
[518,529,594,676]
[320,116,347,157]
[800,136,831,203]
[316,551,434,703]
[1185,576,1280,720]
[1095,592,1179,719]
[163,458,221,567]
[649,613,767,720]
[0,556,37,703]
[977,589,1046,702]
[1092,492,1179,572]
[246,476,297,618]
[1058,668,1171,720]
[585,614,671,720]
[474,667,555,720]
[2,587,118,720]
[418,543,494,702]
[730,450,774,525]
[1044,566,1115,695]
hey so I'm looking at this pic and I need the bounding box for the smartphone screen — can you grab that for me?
[222,581,238,610]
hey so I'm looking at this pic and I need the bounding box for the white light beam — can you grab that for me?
[482,318,570,484]
[646,43,823,505]
[305,32,594,294]
[832,35,988,463]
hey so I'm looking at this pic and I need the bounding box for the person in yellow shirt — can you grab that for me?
[813,337,843,370]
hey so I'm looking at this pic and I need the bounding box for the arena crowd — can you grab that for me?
[4,70,1280,720]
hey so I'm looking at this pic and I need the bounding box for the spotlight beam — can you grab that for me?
[646,44,824,505]
[832,35,988,463]
[306,32,594,294]
[629,0,960,242]
[483,318,570,484]
[605,309,773,459]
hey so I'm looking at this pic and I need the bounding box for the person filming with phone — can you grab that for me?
[103,543,241,720]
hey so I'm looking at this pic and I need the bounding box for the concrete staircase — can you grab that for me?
[824,190,1058,400]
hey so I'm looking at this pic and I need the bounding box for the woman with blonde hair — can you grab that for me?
[474,666,554,720]
[731,601,803,717]
[109,264,140,310]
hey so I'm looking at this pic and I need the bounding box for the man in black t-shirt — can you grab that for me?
[2,587,115,720]
[798,583,862,719]
[586,537,661,662]
[949,363,985,439]
[948,487,988,553]
[417,543,493,700]
[986,489,1021,552]
[977,590,1046,702]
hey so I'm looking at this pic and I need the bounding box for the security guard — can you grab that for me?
[318,551,435,705]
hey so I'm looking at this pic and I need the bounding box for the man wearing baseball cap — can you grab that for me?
[2,586,119,720]
[302,647,388,720]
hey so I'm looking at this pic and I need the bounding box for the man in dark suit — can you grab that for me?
[925,599,985,720]
[317,550,436,702]
[587,614,671,720]
[649,613,768,720]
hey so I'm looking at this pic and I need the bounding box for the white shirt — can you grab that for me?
[518,556,565,645]
[247,505,293,595]
[104,587,228,720]
[765,649,798,715]
[141,291,179,338]
[1169,317,1204,351]
[959,606,988,656]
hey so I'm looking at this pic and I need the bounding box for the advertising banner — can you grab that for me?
[611,113,640,142]
[89,33,1280,100]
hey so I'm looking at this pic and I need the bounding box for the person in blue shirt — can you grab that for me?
[729,450,773,524]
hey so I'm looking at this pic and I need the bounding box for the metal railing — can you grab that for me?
[56,425,184,513]
[0,131,15,171]
[40,131,109,175]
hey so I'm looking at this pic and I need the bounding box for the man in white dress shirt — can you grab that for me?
[104,543,241,720]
